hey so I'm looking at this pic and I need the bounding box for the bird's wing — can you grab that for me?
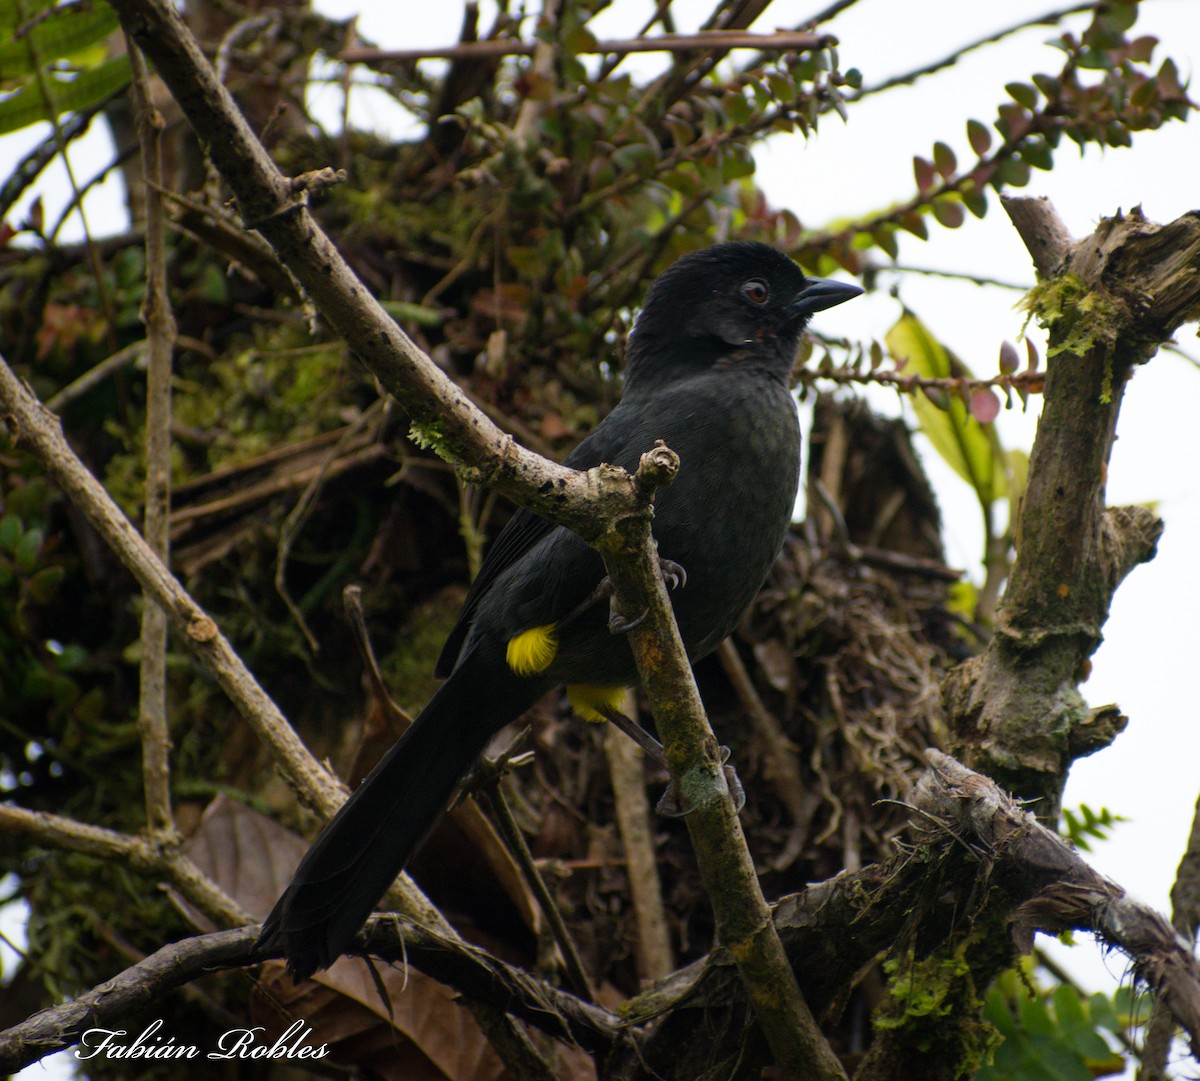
[434,404,633,677]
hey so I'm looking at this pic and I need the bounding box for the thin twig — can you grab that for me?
[127,35,177,839]
[45,340,146,412]
[480,779,595,1003]
[341,29,830,65]
[716,639,817,872]
[603,704,674,981]
[854,3,1091,100]
[275,400,383,654]
[0,804,247,929]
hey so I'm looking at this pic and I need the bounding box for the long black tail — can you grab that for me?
[258,641,539,979]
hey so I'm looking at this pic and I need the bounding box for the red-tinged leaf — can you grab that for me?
[996,103,1031,141]
[966,118,991,156]
[970,387,1001,424]
[932,140,957,179]
[931,197,965,229]
[1005,82,1038,109]
[1026,338,1040,371]
[922,385,950,411]
[999,341,1019,374]
[898,210,928,240]
[913,155,936,195]
[1128,35,1157,63]
[1158,57,1182,95]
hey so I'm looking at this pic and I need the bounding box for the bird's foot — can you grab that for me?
[658,557,687,591]
[602,705,745,817]
[561,557,686,636]
[655,745,745,818]
[606,555,687,635]
[609,606,648,634]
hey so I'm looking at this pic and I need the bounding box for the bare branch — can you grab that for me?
[340,29,831,64]
[127,35,177,840]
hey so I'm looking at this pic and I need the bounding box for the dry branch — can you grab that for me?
[340,29,831,64]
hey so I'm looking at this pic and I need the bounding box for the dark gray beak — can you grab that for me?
[792,277,864,316]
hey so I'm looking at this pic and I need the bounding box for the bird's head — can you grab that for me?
[625,241,862,386]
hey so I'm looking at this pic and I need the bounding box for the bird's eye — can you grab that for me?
[741,278,770,305]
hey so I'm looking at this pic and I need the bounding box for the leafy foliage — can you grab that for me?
[978,977,1128,1080]
[0,0,129,134]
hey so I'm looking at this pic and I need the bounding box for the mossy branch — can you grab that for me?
[943,198,1200,815]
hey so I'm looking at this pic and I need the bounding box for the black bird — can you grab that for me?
[259,242,862,978]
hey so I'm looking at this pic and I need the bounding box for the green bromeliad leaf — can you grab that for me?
[886,311,1006,509]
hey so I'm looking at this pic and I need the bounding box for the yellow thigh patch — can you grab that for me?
[506,624,558,675]
[567,684,627,724]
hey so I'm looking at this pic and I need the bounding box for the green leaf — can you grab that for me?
[913,155,936,195]
[886,313,1006,508]
[0,1,119,78]
[1052,985,1087,1029]
[932,140,956,178]
[0,54,130,134]
[1005,82,1039,109]
[14,527,43,573]
[0,512,21,551]
[962,187,988,219]
[1098,1,1138,34]
[1018,992,1056,1038]
[1022,138,1054,171]
[994,156,1032,189]
[1088,993,1121,1033]
[380,300,444,327]
[0,0,56,39]
[25,563,64,604]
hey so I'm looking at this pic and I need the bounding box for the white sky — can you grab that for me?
[4,2,1199,1077]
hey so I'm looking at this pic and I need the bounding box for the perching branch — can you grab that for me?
[598,445,847,1081]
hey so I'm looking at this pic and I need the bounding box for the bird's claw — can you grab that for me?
[609,607,648,634]
[659,557,687,591]
[655,745,745,817]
